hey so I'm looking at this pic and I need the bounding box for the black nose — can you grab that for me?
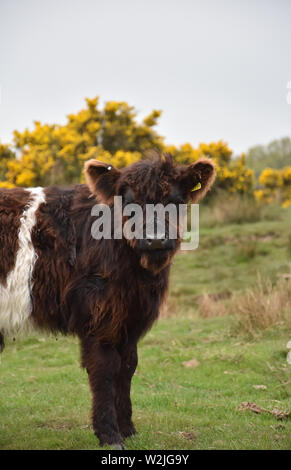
[144,238,175,251]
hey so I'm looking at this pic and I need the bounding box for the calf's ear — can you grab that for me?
[84,159,121,202]
[178,158,216,202]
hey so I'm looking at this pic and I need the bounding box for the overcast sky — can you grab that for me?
[0,0,291,154]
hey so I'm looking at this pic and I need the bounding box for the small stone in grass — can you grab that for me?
[182,358,200,368]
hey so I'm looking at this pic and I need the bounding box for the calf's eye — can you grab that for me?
[121,187,135,206]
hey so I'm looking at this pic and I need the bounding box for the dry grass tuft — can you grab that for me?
[212,195,263,225]
[233,277,291,336]
[194,277,291,336]
[198,294,229,318]
[200,192,282,227]
[160,298,178,318]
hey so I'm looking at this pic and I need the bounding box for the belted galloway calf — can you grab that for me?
[0,152,215,447]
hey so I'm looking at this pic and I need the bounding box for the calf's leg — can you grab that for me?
[115,343,138,438]
[81,336,123,447]
[0,332,4,354]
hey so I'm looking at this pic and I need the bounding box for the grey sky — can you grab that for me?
[0,0,291,154]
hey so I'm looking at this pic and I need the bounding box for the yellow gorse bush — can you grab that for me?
[0,97,164,188]
[0,96,254,197]
[255,166,291,207]
[164,141,254,195]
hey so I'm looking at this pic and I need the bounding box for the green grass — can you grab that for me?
[0,317,290,450]
[170,206,291,310]
[0,205,291,450]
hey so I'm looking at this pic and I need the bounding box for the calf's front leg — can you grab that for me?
[81,336,123,447]
[115,343,138,438]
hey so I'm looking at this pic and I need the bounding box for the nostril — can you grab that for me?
[164,239,174,249]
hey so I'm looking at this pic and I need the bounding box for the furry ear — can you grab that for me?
[84,160,121,202]
[178,158,216,202]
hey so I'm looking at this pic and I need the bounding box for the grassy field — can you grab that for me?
[0,204,291,450]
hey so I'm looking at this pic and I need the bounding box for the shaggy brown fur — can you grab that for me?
[0,153,215,448]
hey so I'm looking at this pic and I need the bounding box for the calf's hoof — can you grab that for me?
[114,443,125,450]
[96,431,124,448]
[120,422,137,438]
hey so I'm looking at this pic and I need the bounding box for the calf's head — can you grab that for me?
[85,153,215,273]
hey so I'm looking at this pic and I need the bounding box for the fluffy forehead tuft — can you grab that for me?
[118,153,178,201]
